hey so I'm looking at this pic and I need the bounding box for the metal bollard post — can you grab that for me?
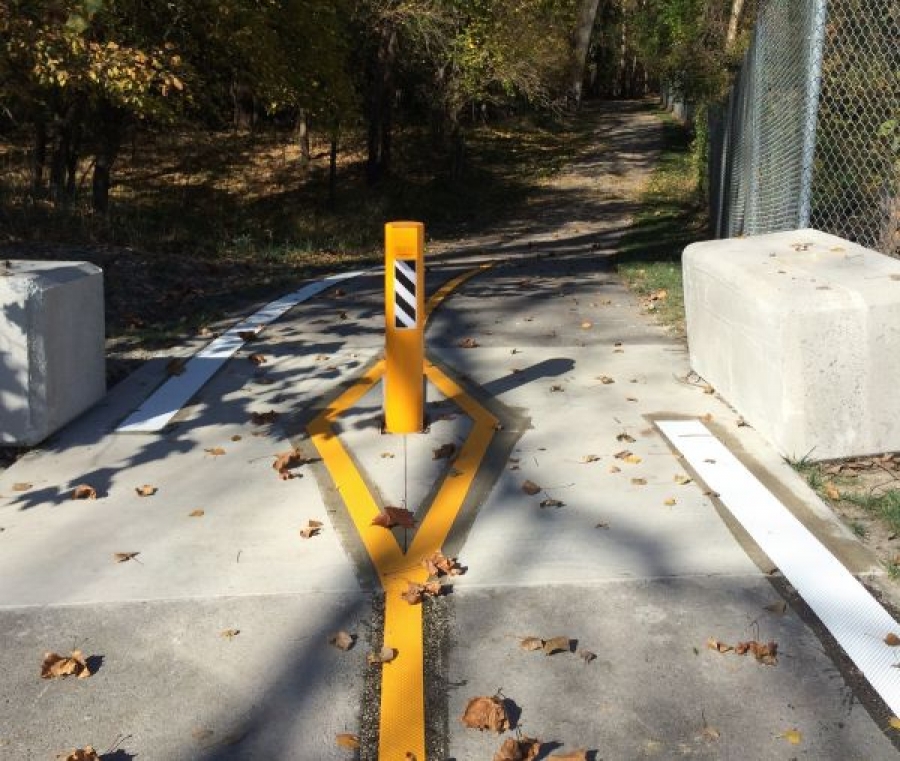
[384,221,425,433]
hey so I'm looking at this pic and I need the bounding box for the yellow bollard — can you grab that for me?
[384,221,425,434]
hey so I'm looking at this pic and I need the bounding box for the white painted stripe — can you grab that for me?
[394,308,416,329]
[394,280,417,313]
[116,271,366,433]
[395,258,416,283]
[657,419,900,716]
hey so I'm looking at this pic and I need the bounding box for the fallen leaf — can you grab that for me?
[231,435,242,442]
[520,636,544,651]
[706,637,732,653]
[71,484,97,500]
[372,506,416,529]
[423,550,462,576]
[764,600,787,615]
[885,633,900,646]
[580,454,600,463]
[700,725,720,742]
[189,509,205,517]
[328,631,355,651]
[432,443,456,460]
[549,750,588,760]
[113,552,139,563]
[249,353,267,365]
[578,649,597,663]
[273,449,306,479]
[250,410,278,425]
[889,716,900,730]
[539,498,564,508]
[166,358,187,376]
[458,337,479,348]
[779,729,802,745]
[461,695,510,732]
[41,650,91,679]
[238,330,258,341]
[736,416,748,427]
[597,375,615,384]
[367,646,397,664]
[825,483,840,500]
[494,736,542,761]
[542,636,571,655]
[205,447,226,457]
[674,474,692,485]
[735,640,778,664]
[335,733,360,749]
[135,484,157,497]
[595,522,610,529]
[580,321,592,329]
[704,490,720,498]
[614,450,633,460]
[609,465,621,473]
[12,482,31,491]
[625,455,642,464]
[616,433,636,443]
[58,747,100,761]
[703,384,715,395]
[401,580,442,604]
[631,478,647,486]
[220,628,240,640]
[300,519,323,539]
[381,452,396,459]
[522,480,541,495]
[664,498,676,506]
[549,384,564,392]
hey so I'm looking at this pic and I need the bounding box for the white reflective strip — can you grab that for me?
[395,258,416,283]
[116,270,366,433]
[657,419,900,716]
[394,280,417,313]
[395,305,416,328]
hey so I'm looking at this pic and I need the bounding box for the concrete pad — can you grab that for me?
[683,229,900,460]
[0,260,105,446]
[444,581,898,760]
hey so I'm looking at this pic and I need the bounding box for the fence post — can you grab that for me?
[798,0,829,229]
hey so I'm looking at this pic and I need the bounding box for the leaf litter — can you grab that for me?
[461,695,510,732]
[41,650,92,679]
[372,506,416,529]
[494,736,542,761]
[299,519,323,539]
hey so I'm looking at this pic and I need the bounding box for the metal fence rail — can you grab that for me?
[710,0,899,255]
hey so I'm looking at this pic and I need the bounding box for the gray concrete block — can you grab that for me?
[0,260,105,445]
[684,229,900,460]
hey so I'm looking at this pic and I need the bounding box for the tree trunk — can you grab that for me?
[570,0,602,108]
[32,117,47,197]
[328,122,339,206]
[365,23,397,184]
[231,79,256,131]
[92,103,124,214]
[296,108,310,165]
[726,0,748,50]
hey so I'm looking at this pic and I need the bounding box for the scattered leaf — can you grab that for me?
[578,649,596,663]
[614,450,633,460]
[664,498,676,506]
[41,650,91,679]
[706,637,732,653]
[273,449,306,479]
[335,733,360,749]
[71,484,97,500]
[328,631,355,651]
[494,736,542,761]
[580,321,592,329]
[461,695,510,732]
[12,482,31,492]
[423,550,462,577]
[595,522,610,529]
[458,337,479,348]
[432,443,456,460]
[367,646,397,665]
[580,454,600,463]
[250,410,278,425]
[380,452,396,459]
[401,580,443,604]
[764,600,787,615]
[372,506,416,529]
[674,474,692,485]
[520,636,544,651]
[248,353,267,366]
[735,640,778,665]
[189,509,205,518]
[58,747,100,761]
[549,384,564,393]
[736,416,748,427]
[166,358,187,376]
[825,483,840,500]
[205,447,226,457]
[703,384,715,395]
[522,480,541,495]
[889,716,900,730]
[237,330,258,341]
[549,750,588,760]
[220,628,240,640]
[113,552,139,563]
[542,636,571,655]
[540,497,565,509]
[135,484,157,497]
[300,519,324,539]
[779,729,802,745]
[597,375,615,384]
[231,435,242,442]
[616,433,636,443]
[700,725,720,742]
[631,478,647,486]
[885,632,900,646]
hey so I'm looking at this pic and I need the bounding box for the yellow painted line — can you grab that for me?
[308,263,497,760]
[425,262,494,320]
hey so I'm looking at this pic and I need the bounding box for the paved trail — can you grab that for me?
[1,101,897,760]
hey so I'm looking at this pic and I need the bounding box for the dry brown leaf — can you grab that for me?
[12,482,31,491]
[494,736,542,761]
[703,384,715,395]
[381,452,396,459]
[614,449,633,460]
[248,352,267,366]
[231,435,242,442]
[597,375,615,384]
[135,484,157,497]
[367,646,397,664]
[542,636,571,655]
[825,483,840,500]
[189,509,205,517]
[700,725,720,742]
[578,649,597,663]
[549,384,564,393]
[41,650,91,679]
[113,552,139,563]
[616,432,636,443]
[674,474,692,485]
[432,443,456,460]
[221,628,240,640]
[664,498,677,506]
[166,358,187,376]
[328,631,355,651]
[521,480,541,495]
[889,716,900,730]
[205,447,226,457]
[631,478,647,486]
[58,747,100,761]
[401,580,442,604]
[461,695,510,732]
[250,410,278,425]
[273,449,306,479]
[539,498,564,508]
[779,729,802,745]
[335,733,360,749]
[885,632,900,646]
[550,750,588,760]
[580,454,600,463]
[423,550,462,577]
[706,637,732,653]
[580,321,592,329]
[520,636,544,651]
[735,640,778,664]
[458,337,479,348]
[300,519,324,539]
[71,484,97,500]
[238,330,258,341]
[372,506,416,529]
[608,465,621,473]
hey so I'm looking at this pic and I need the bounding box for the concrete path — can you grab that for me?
[1,102,898,760]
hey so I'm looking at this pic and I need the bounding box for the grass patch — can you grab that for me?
[616,110,707,334]
[843,489,900,536]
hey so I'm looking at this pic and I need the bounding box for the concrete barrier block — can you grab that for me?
[0,260,105,445]
[683,229,900,461]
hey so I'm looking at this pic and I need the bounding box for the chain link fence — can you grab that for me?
[709,0,899,255]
